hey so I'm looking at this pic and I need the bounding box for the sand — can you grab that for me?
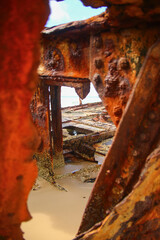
[22,177,94,240]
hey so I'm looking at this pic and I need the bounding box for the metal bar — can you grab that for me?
[45,80,84,88]
[47,86,53,157]
[39,75,89,83]
[50,85,65,168]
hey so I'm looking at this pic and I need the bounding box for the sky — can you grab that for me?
[46,0,106,27]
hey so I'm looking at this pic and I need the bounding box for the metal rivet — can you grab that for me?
[94,35,103,49]
[93,73,102,85]
[95,59,103,69]
[118,57,130,71]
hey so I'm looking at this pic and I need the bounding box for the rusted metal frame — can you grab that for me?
[45,80,85,88]
[39,75,89,83]
[78,41,160,234]
[40,76,90,91]
[46,85,53,157]
[50,85,63,159]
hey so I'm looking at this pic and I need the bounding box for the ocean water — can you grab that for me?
[61,84,101,108]
[61,95,101,108]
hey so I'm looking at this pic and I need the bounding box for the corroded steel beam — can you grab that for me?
[47,87,53,157]
[39,12,159,125]
[76,40,160,237]
[40,75,89,83]
[50,86,65,168]
[40,76,90,99]
[75,146,160,239]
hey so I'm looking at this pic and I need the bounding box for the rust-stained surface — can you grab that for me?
[50,86,65,167]
[77,40,160,237]
[30,88,50,152]
[0,0,49,239]
[37,6,159,171]
[75,147,160,240]
[37,2,160,239]
[39,11,159,126]
[38,23,92,164]
[39,28,90,79]
[89,26,159,125]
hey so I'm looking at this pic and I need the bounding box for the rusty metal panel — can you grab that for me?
[39,33,90,79]
[77,40,160,235]
[90,28,159,125]
[50,85,65,168]
[39,17,159,125]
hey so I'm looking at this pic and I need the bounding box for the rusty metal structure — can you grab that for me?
[38,9,159,169]
[38,20,91,167]
[1,0,160,239]
[76,39,160,239]
[38,0,160,239]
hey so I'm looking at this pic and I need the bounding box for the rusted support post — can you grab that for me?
[47,86,53,157]
[50,85,65,168]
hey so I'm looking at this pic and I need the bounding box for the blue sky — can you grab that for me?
[46,0,106,27]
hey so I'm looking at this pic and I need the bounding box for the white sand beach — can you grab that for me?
[22,177,94,240]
